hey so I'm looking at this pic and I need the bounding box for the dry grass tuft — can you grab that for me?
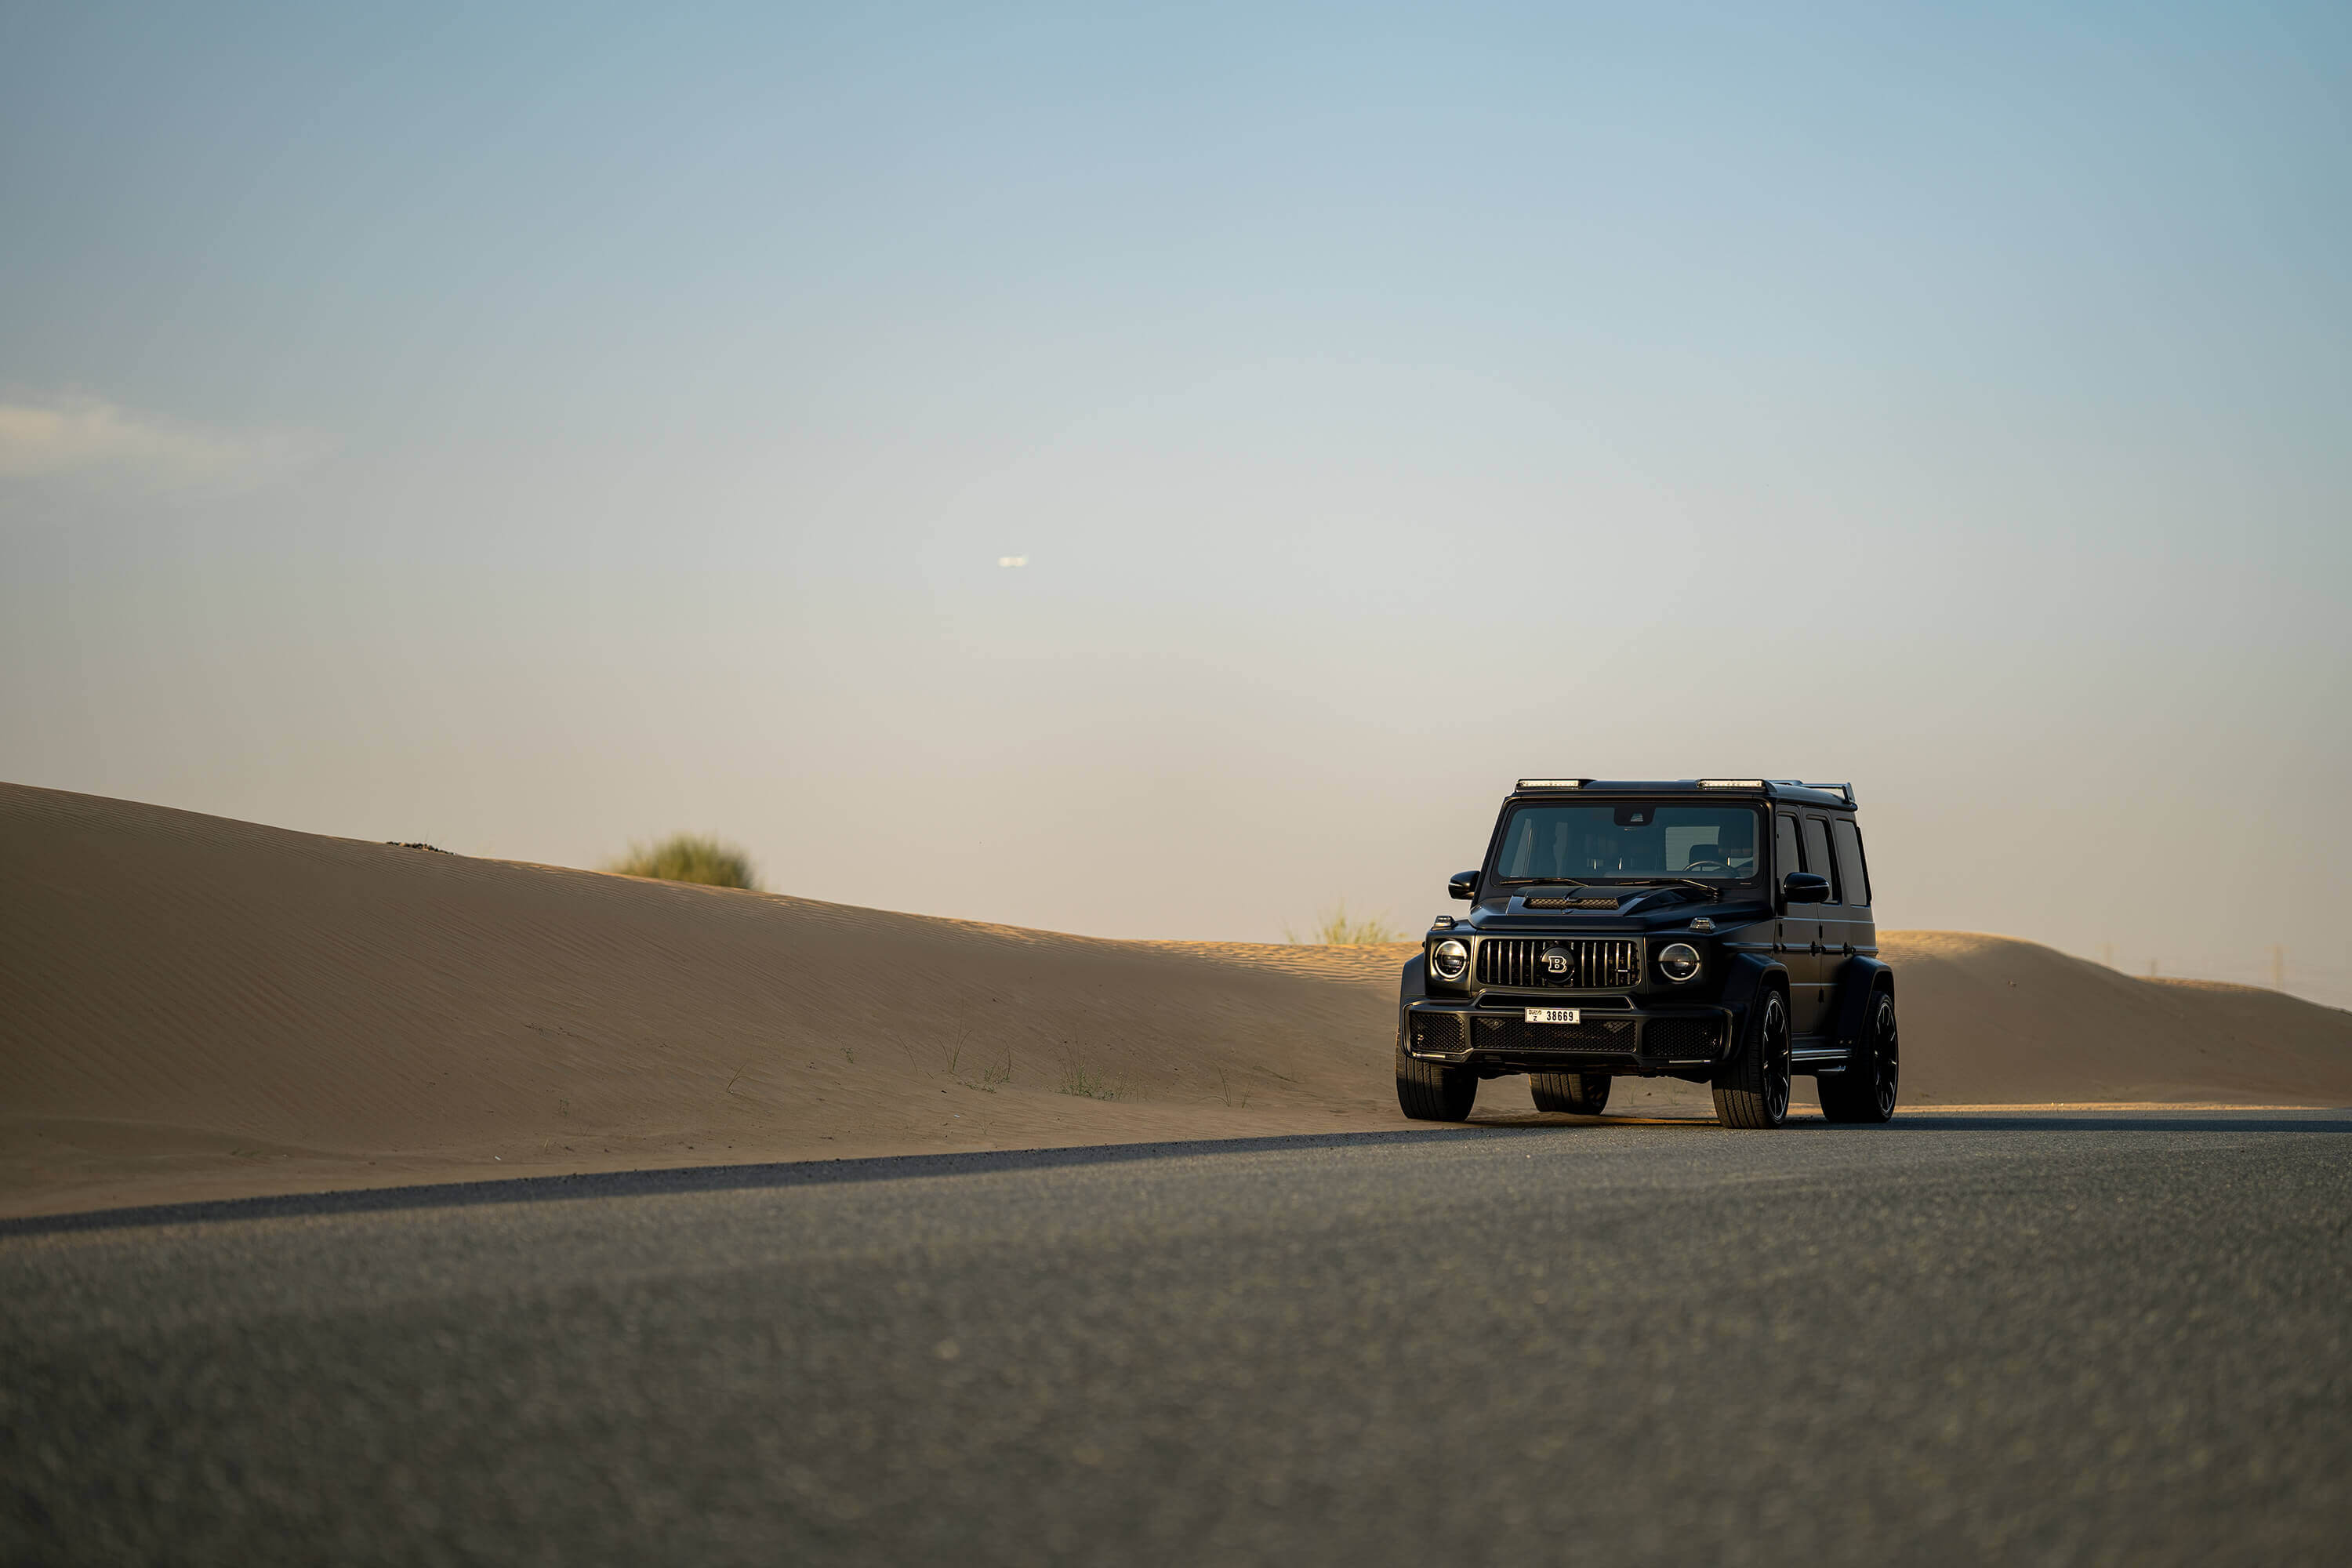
[1056,1054,1128,1100]
[605,833,759,890]
[1284,901,1403,946]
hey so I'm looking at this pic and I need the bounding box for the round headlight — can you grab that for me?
[1431,938,1470,980]
[1657,942,1702,983]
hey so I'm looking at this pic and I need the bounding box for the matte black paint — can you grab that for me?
[1397,780,1889,1090]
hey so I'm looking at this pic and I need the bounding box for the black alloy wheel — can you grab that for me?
[1711,989,1793,1130]
[1530,1072,1610,1116]
[1819,990,1900,1124]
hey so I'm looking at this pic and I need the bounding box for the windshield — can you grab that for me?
[1492,803,1763,884]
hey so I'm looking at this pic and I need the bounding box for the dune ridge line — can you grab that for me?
[5,780,2350,1220]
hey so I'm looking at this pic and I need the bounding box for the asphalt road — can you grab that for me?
[5,1109,2350,1566]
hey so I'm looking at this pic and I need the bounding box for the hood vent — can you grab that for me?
[1523,896,1620,910]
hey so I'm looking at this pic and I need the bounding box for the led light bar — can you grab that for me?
[1515,779,1590,789]
[1697,779,1766,788]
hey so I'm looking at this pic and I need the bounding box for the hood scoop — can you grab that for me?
[1520,895,1620,910]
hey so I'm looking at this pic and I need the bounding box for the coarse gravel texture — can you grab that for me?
[4,1108,2350,1565]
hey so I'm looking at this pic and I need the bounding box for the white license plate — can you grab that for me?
[1524,1007,1582,1025]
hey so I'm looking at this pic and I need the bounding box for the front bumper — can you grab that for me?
[1403,998,1730,1073]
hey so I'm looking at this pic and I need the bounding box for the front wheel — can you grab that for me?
[1711,989,1793,1129]
[1818,990,1900,1124]
[1397,1057,1477,1122]
[1530,1072,1610,1116]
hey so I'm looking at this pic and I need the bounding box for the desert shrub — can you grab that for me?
[1056,1054,1128,1100]
[1283,902,1403,946]
[605,833,759,890]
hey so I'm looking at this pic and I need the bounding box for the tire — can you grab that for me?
[1530,1072,1610,1116]
[1818,989,1900,1124]
[1396,1055,1478,1122]
[1711,988,1793,1129]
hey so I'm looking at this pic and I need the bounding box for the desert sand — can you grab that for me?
[4,780,2348,1219]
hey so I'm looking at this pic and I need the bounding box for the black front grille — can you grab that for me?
[1407,1012,1467,1053]
[1475,938,1642,989]
[1643,1018,1722,1058]
[1469,1014,1640,1054]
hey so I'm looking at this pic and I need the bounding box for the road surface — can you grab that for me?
[5,1108,2349,1563]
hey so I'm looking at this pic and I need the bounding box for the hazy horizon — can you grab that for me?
[5,2,2347,1004]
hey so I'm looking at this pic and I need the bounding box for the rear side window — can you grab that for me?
[1832,818,1871,908]
[1774,815,1802,880]
[1801,818,1839,903]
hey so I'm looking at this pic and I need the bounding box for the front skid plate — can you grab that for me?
[1404,1002,1730,1072]
[1399,1047,1851,1077]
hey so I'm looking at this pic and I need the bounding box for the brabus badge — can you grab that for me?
[1690,916,1715,932]
[1543,948,1571,975]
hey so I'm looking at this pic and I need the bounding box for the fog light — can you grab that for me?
[1657,942,1702,983]
[1432,938,1469,980]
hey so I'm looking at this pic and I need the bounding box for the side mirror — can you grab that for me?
[1782,872,1831,906]
[1448,870,1479,902]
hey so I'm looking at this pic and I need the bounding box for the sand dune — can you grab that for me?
[4,782,2348,1218]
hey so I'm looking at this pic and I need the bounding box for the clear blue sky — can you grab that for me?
[4,2,2348,998]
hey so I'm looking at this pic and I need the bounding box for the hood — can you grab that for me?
[1452,884,1770,934]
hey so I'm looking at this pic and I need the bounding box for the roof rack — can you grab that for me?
[1515,778,1857,804]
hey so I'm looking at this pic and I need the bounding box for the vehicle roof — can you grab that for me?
[1504,779,1857,811]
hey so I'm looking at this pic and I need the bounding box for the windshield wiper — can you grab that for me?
[1514,879,1724,902]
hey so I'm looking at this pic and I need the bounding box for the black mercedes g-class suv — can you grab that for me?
[1396,779,1897,1130]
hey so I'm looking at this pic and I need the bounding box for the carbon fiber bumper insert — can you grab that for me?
[1468,1013,1640,1053]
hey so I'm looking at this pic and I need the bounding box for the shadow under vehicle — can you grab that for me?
[1396,779,1898,1130]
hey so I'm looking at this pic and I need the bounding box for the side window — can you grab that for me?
[1801,817,1839,903]
[1774,815,1802,881]
[1832,818,1871,908]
